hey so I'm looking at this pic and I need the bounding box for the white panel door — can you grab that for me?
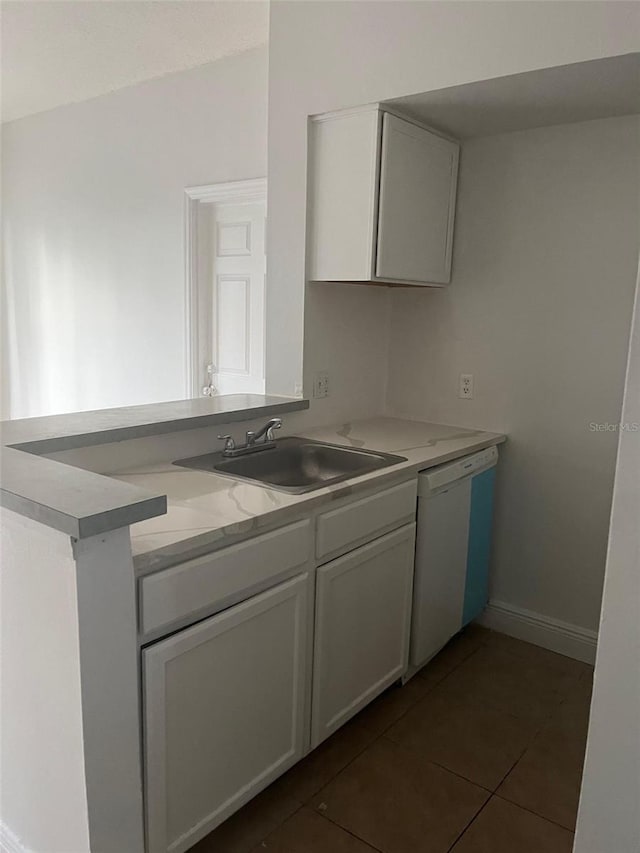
[311,524,415,747]
[212,201,266,394]
[143,572,311,853]
[410,479,471,669]
[376,112,459,284]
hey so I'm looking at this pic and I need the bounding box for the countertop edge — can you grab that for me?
[0,445,169,539]
[3,397,309,454]
[0,482,168,540]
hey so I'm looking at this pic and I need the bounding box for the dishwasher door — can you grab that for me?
[410,446,498,670]
[410,476,471,668]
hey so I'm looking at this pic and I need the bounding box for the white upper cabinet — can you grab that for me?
[308,106,459,286]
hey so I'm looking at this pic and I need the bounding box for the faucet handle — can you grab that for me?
[217,434,236,453]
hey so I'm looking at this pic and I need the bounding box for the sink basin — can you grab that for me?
[173,436,406,493]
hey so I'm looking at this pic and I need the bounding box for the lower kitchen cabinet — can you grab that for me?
[143,572,312,853]
[311,523,416,747]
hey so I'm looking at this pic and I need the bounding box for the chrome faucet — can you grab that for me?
[218,417,282,458]
[245,417,282,447]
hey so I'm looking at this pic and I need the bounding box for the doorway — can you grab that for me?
[185,178,267,397]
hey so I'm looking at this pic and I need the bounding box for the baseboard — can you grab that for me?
[477,599,598,664]
[0,822,33,853]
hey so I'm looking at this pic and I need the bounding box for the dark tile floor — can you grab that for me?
[192,626,592,853]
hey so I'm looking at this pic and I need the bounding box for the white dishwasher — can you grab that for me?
[409,445,498,674]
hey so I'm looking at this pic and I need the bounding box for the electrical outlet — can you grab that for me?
[313,371,329,399]
[459,373,474,399]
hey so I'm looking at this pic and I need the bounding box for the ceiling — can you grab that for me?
[385,53,640,138]
[1,0,269,123]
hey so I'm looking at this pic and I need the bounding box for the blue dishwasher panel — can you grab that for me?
[462,466,496,626]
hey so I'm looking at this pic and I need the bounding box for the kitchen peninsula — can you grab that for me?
[1,395,504,853]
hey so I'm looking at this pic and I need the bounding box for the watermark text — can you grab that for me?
[589,422,639,432]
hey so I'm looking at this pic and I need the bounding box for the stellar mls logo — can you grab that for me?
[589,422,640,432]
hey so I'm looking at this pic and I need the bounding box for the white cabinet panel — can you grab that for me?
[376,112,459,284]
[143,572,312,853]
[311,524,416,747]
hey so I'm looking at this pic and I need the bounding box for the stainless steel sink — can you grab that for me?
[173,436,406,493]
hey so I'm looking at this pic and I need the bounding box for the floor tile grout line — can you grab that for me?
[200,628,588,852]
[308,699,494,851]
[424,682,564,732]
[301,726,382,804]
[380,700,547,795]
[314,808,386,853]
[434,637,488,678]
[297,637,488,803]
[444,790,493,853]
[376,737,498,796]
[492,792,577,834]
[315,633,579,819]
[256,796,401,852]
[395,638,491,714]
[406,680,554,733]
[312,775,575,853]
[363,672,453,739]
[444,788,577,853]
[298,640,490,805]
[389,671,441,713]
[248,799,306,852]
[394,750,496,795]
[492,735,541,793]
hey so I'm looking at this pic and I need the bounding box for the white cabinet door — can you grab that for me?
[143,573,312,853]
[376,112,459,284]
[311,524,416,747]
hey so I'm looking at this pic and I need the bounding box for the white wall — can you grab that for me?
[574,266,640,851]
[388,116,640,632]
[266,0,640,403]
[1,46,267,419]
[302,282,391,426]
[0,510,143,853]
[0,510,90,853]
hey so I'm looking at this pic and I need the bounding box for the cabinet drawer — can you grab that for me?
[316,479,417,562]
[139,519,311,636]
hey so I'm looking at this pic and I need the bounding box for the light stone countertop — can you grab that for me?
[110,417,506,575]
[0,395,309,538]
